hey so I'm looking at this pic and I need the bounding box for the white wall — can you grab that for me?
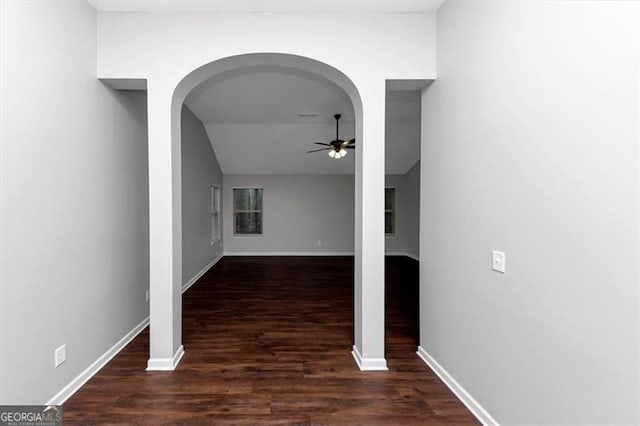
[223,175,355,254]
[421,1,639,423]
[386,161,420,259]
[403,161,420,258]
[181,107,223,285]
[223,173,419,257]
[96,13,436,84]
[0,1,149,404]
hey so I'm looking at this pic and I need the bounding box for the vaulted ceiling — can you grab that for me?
[185,68,422,175]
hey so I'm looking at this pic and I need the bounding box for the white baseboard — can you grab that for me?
[46,316,149,405]
[224,251,354,256]
[223,252,419,260]
[146,345,185,371]
[386,251,420,261]
[405,252,419,262]
[351,345,388,371]
[417,346,497,425]
[182,253,223,293]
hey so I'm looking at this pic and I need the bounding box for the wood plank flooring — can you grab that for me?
[63,256,477,424]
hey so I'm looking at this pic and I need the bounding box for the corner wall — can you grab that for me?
[0,1,149,403]
[420,1,639,423]
[181,106,223,286]
[386,161,420,259]
[403,161,420,258]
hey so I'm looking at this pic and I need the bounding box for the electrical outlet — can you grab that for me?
[316,240,322,247]
[145,289,150,302]
[54,344,66,368]
[492,250,506,273]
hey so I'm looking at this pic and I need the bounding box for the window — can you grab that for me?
[233,188,263,235]
[385,188,395,236]
[211,185,221,243]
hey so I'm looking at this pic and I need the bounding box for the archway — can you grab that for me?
[146,53,388,371]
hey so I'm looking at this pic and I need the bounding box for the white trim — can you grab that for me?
[417,346,498,425]
[351,345,388,371]
[46,316,149,405]
[386,251,420,262]
[406,253,419,262]
[224,251,355,256]
[182,253,223,293]
[223,252,419,260]
[146,345,185,371]
[210,185,221,244]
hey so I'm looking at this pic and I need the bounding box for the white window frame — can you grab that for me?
[233,187,264,237]
[385,187,396,236]
[211,185,221,244]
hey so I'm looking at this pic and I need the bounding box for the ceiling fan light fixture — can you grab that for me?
[328,148,347,159]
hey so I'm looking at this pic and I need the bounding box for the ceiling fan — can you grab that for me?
[307,114,355,159]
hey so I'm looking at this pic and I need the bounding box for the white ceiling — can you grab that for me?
[186,67,354,124]
[88,0,445,13]
[184,68,421,175]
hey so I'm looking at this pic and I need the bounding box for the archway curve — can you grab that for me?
[167,52,367,366]
[171,53,363,123]
[170,53,364,181]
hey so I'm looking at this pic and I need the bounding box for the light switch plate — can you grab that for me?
[492,250,506,273]
[54,344,66,368]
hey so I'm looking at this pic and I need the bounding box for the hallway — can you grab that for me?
[63,256,476,424]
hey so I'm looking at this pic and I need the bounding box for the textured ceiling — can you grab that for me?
[88,0,445,13]
[184,69,421,175]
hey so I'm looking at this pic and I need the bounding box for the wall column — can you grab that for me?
[353,80,387,370]
[146,80,184,370]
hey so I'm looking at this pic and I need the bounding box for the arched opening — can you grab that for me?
[147,52,387,371]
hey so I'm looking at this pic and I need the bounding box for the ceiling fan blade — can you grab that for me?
[314,142,331,146]
[345,145,355,150]
[342,138,356,146]
[307,147,331,153]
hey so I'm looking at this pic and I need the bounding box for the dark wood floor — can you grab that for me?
[63,256,477,424]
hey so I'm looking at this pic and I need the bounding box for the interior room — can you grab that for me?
[1,0,638,424]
